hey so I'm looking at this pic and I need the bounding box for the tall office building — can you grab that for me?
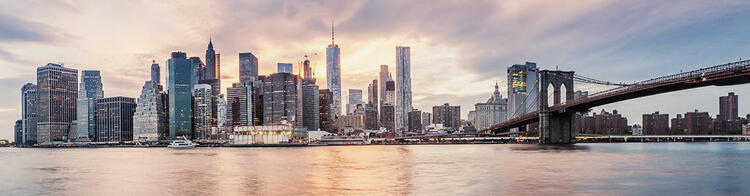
[239,52,259,83]
[474,83,508,131]
[719,92,739,121]
[302,58,316,84]
[379,65,389,108]
[261,72,302,126]
[507,62,539,119]
[193,84,213,140]
[395,46,412,131]
[21,83,38,144]
[421,112,431,130]
[278,63,293,74]
[368,80,378,107]
[96,96,136,142]
[381,77,396,131]
[226,83,249,126]
[319,89,334,132]
[190,57,205,82]
[167,52,193,139]
[643,111,669,135]
[217,94,227,128]
[347,89,363,114]
[37,63,78,144]
[151,60,160,84]
[205,39,220,82]
[302,83,320,131]
[76,70,104,142]
[326,23,342,118]
[407,109,422,133]
[433,103,461,130]
[14,120,23,145]
[133,80,167,142]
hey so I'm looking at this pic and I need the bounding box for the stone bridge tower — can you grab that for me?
[538,70,576,144]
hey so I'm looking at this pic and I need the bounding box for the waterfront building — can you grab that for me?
[277,63,293,74]
[193,84,213,140]
[379,65,389,110]
[133,80,167,142]
[231,125,293,145]
[319,89,334,133]
[239,52,259,84]
[337,114,365,130]
[685,109,711,135]
[719,92,739,121]
[590,109,628,135]
[474,83,508,131]
[167,52,194,139]
[671,114,685,131]
[14,120,22,145]
[96,96,136,142]
[433,103,461,130]
[643,111,669,135]
[261,72,303,126]
[151,60,160,84]
[326,24,342,118]
[468,110,477,127]
[380,104,395,131]
[227,83,249,126]
[368,80,378,109]
[407,109,422,133]
[422,112,431,130]
[395,46,412,132]
[302,83,320,131]
[507,62,539,132]
[76,70,104,142]
[37,63,78,144]
[364,105,379,130]
[21,83,38,144]
[347,89,363,114]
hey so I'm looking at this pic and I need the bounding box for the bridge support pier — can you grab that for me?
[539,111,575,144]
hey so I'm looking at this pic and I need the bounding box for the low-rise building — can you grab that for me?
[231,124,293,145]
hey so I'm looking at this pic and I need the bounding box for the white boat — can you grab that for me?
[168,137,198,149]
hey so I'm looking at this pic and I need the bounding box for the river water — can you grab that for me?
[2,143,749,195]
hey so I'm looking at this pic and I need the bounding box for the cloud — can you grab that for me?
[0,14,66,43]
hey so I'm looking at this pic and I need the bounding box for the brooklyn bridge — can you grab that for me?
[487,59,750,144]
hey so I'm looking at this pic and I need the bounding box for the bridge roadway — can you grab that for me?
[489,59,750,133]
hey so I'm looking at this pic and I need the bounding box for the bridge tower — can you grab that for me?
[538,70,576,144]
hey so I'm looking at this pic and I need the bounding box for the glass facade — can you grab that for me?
[168,52,194,139]
[96,96,136,142]
[133,81,167,142]
[193,84,212,140]
[239,52,258,83]
[21,83,38,144]
[326,44,342,118]
[76,70,103,142]
[37,63,78,144]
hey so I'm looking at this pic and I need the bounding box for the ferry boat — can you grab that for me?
[168,137,198,149]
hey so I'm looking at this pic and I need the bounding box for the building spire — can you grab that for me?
[208,36,213,49]
[331,20,335,45]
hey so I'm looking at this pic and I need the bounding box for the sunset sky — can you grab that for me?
[2,0,750,140]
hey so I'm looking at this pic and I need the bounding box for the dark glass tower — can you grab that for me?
[37,63,78,144]
[167,52,193,139]
[239,52,258,83]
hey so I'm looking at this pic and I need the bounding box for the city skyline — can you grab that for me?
[3,1,750,140]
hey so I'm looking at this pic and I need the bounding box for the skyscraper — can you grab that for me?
[167,52,193,139]
[193,84,213,140]
[433,103,461,130]
[21,83,38,144]
[302,58,316,84]
[37,63,78,144]
[319,89,334,133]
[421,112,431,130]
[507,62,539,119]
[474,83,508,131]
[302,83,320,131]
[347,89,363,114]
[151,60,160,84]
[227,83,249,126]
[14,120,23,145]
[133,80,167,142]
[96,96,136,142]
[379,65,389,109]
[239,52,259,83]
[205,39,220,81]
[408,109,422,133]
[395,46,412,131]
[217,94,228,128]
[381,77,396,131]
[190,57,205,82]
[262,72,302,126]
[368,79,378,107]
[76,70,103,142]
[719,92,738,121]
[326,23,342,118]
[278,63,293,74]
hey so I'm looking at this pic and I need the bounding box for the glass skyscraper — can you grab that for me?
[76,70,103,142]
[151,60,160,84]
[193,84,213,140]
[326,24,342,118]
[395,46,412,132]
[133,80,167,142]
[96,96,136,142]
[239,52,258,83]
[21,83,38,144]
[167,52,194,139]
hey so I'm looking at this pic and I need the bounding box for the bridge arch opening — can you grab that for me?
[546,83,555,107]
[560,83,568,104]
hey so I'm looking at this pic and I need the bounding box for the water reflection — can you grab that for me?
[1,143,750,195]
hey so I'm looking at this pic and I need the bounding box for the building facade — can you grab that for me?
[21,83,38,144]
[14,120,22,145]
[133,81,167,142]
[193,84,213,140]
[319,89,334,133]
[422,112,431,130]
[37,63,78,144]
[507,62,539,120]
[96,96,136,142]
[474,83,508,131]
[302,83,320,131]
[719,92,739,121]
[407,109,422,133]
[239,52,259,84]
[227,83,249,126]
[395,46,412,131]
[326,28,342,118]
[433,103,461,130]
[261,73,303,126]
[167,52,194,139]
[379,65,389,111]
[76,70,104,142]
[685,110,711,135]
[642,111,669,135]
[347,89,363,115]
[151,60,160,84]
